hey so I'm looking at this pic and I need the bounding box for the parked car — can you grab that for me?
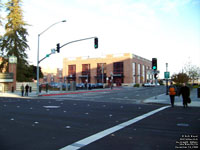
[76,83,85,89]
[152,83,160,86]
[143,83,160,87]
[96,83,103,88]
[49,82,59,88]
[143,83,152,87]
[89,83,97,89]
[39,83,49,89]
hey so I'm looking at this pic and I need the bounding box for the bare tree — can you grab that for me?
[184,61,200,84]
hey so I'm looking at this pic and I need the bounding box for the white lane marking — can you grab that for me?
[43,106,60,109]
[59,106,169,150]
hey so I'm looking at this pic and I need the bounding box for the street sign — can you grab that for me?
[164,72,170,79]
[51,49,56,54]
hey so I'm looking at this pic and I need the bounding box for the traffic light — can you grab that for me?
[56,43,60,53]
[152,58,157,70]
[94,38,98,49]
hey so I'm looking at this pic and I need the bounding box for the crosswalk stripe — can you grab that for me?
[59,106,170,150]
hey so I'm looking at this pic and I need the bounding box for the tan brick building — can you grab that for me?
[40,68,63,83]
[63,53,152,86]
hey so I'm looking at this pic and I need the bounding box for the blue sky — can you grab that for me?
[8,0,200,77]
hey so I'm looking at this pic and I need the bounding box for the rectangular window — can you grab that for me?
[113,62,123,74]
[142,65,145,83]
[68,65,76,76]
[132,63,136,83]
[82,64,90,75]
[138,64,140,83]
[97,63,106,83]
[113,62,124,85]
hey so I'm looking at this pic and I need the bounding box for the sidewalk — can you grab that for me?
[0,88,118,98]
[0,91,39,98]
[143,88,200,107]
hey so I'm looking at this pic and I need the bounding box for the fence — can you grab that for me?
[16,82,37,91]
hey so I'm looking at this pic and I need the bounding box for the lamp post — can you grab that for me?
[36,20,66,95]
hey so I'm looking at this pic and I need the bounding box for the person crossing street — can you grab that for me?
[169,82,177,107]
[179,83,190,108]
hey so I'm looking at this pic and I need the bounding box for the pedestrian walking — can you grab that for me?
[46,83,48,93]
[21,84,24,97]
[25,84,29,96]
[179,83,190,108]
[169,82,177,107]
[110,80,113,90]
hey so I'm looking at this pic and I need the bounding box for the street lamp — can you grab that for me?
[36,20,66,95]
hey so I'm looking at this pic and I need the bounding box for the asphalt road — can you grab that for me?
[40,86,166,104]
[0,86,199,150]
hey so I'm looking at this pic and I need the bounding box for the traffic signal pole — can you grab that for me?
[152,58,158,99]
[154,70,158,99]
[36,37,98,95]
[59,37,98,49]
[38,49,55,64]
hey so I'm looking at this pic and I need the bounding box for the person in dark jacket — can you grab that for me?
[179,83,190,108]
[25,84,29,96]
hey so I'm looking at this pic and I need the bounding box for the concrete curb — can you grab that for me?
[39,89,120,97]
[0,88,121,98]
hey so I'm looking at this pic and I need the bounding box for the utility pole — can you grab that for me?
[166,63,168,95]
[87,64,89,91]
[102,63,104,85]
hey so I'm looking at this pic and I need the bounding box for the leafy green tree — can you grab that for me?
[0,0,29,81]
[0,0,3,37]
[26,65,43,81]
[171,73,189,85]
[0,0,5,73]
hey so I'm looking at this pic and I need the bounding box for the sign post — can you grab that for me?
[165,63,170,95]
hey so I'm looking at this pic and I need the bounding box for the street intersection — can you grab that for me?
[0,86,199,150]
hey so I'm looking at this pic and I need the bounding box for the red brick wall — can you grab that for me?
[8,63,17,91]
[63,53,151,85]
